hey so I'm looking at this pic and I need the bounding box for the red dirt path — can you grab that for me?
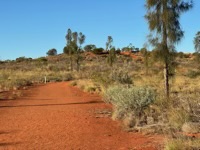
[0,82,163,150]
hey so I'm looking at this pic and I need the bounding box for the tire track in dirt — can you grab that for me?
[0,82,163,150]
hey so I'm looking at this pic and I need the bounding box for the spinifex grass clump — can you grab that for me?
[164,138,200,150]
[104,85,156,127]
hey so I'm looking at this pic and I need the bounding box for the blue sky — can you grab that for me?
[0,0,199,60]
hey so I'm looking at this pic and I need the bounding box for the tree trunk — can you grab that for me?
[164,62,169,98]
[162,1,169,98]
[70,55,73,72]
[76,57,80,72]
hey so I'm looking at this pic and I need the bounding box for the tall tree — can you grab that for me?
[66,28,72,45]
[145,0,193,97]
[107,47,116,67]
[84,44,96,52]
[194,31,200,52]
[106,36,113,51]
[72,32,78,45]
[65,28,74,71]
[106,36,116,67]
[75,32,86,71]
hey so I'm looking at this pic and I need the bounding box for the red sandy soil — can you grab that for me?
[0,82,164,150]
[120,52,140,60]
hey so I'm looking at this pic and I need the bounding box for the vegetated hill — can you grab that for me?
[0,50,198,92]
[0,51,197,74]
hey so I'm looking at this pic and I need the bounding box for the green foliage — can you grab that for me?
[66,28,72,45]
[104,86,156,122]
[145,0,193,97]
[106,36,113,51]
[64,29,86,72]
[110,69,133,85]
[176,52,184,58]
[107,48,116,67]
[76,32,86,72]
[122,43,135,52]
[72,32,78,44]
[36,57,47,62]
[194,31,200,52]
[78,32,85,47]
[46,48,57,56]
[91,69,133,87]
[84,44,96,52]
[16,57,32,62]
[63,46,74,55]
[115,48,121,54]
[92,48,104,54]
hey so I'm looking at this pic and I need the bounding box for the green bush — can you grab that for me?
[92,48,104,54]
[16,57,32,62]
[110,70,133,85]
[104,85,156,125]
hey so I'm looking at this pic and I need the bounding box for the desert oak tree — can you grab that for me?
[145,0,193,97]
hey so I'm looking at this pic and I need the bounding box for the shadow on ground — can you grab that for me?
[0,100,103,108]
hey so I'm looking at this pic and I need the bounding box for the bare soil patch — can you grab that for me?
[0,82,163,150]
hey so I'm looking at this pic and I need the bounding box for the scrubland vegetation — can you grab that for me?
[0,49,200,149]
[1,0,200,149]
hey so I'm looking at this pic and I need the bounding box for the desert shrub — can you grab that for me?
[70,81,77,86]
[91,69,133,88]
[165,138,200,150]
[46,48,57,56]
[178,92,200,122]
[110,69,133,85]
[186,70,200,78]
[161,91,200,132]
[46,72,73,82]
[104,85,156,126]
[91,72,113,87]
[64,73,74,81]
[167,108,190,130]
[85,86,96,93]
[72,79,101,93]
[84,44,96,52]
[115,49,121,54]
[16,57,32,62]
[36,57,48,62]
[92,48,104,54]
[176,52,184,58]
[183,53,191,59]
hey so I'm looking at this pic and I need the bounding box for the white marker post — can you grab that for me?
[45,76,47,84]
